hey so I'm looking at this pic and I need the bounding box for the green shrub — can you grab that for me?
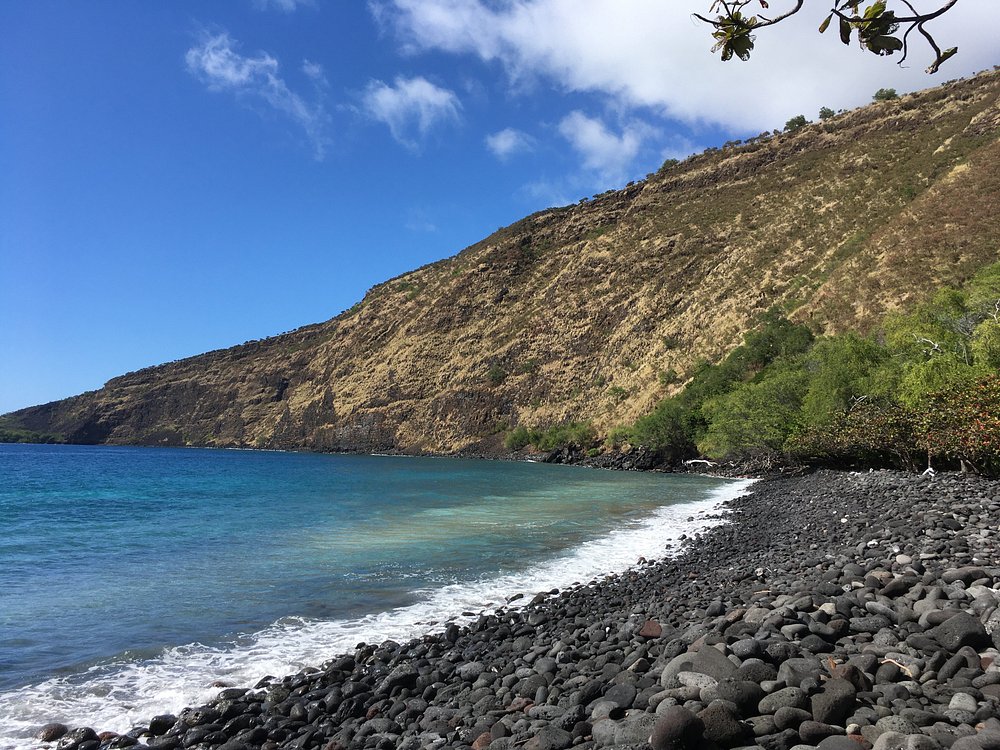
[614,265,1000,473]
[535,421,596,451]
[924,375,1000,474]
[784,115,809,132]
[629,398,694,462]
[606,425,632,448]
[658,368,679,387]
[0,425,63,444]
[697,365,809,458]
[873,87,898,101]
[487,364,507,386]
[799,334,887,426]
[504,425,536,451]
[608,385,629,403]
[788,400,920,470]
[515,358,541,374]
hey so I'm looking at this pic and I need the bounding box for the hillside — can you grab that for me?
[6,70,1000,454]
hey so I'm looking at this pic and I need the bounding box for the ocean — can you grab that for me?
[0,444,751,747]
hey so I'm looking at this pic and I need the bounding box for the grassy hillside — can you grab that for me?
[6,70,1000,454]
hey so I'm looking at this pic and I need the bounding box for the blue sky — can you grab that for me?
[1,1,995,414]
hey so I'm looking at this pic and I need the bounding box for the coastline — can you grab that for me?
[24,468,1000,750]
[0,460,742,749]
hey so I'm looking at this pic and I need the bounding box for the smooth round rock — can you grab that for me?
[37,724,69,742]
[649,706,705,750]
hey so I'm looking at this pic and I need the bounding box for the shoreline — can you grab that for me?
[0,465,742,748]
[26,468,1000,750]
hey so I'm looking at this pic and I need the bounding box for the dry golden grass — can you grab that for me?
[9,71,1000,453]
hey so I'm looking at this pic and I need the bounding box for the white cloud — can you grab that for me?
[485,127,534,160]
[185,32,330,159]
[558,112,657,182]
[302,59,328,86]
[361,76,461,149]
[373,0,998,134]
[254,0,315,12]
[404,208,438,232]
[520,179,574,208]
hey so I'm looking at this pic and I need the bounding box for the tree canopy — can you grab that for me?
[695,0,959,74]
[614,262,1000,474]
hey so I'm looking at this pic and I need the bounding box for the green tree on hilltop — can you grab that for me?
[784,114,809,132]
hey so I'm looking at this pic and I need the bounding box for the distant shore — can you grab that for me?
[35,467,1000,750]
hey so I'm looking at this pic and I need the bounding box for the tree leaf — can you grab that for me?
[839,16,853,45]
[863,1,887,19]
[818,14,832,33]
[868,35,903,53]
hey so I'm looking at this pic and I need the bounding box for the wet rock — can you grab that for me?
[149,714,177,737]
[377,663,419,694]
[56,728,99,750]
[37,723,69,742]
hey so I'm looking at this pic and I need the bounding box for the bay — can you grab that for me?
[0,443,749,746]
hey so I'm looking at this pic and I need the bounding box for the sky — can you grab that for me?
[1,1,995,415]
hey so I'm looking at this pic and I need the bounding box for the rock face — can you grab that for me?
[43,470,1000,750]
[6,72,1000,453]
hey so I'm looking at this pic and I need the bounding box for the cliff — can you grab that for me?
[6,70,1000,453]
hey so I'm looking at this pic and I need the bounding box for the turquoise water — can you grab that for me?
[0,444,749,746]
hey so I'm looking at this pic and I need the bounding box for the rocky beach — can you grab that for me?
[36,469,1000,750]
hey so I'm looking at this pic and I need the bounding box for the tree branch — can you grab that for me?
[694,0,804,29]
[695,0,959,71]
[830,0,958,25]
[913,334,943,356]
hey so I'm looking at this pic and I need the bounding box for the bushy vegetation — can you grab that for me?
[615,262,1000,474]
[873,87,899,101]
[625,309,815,464]
[503,425,535,451]
[503,421,597,452]
[784,114,809,132]
[487,364,507,386]
[0,419,63,444]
